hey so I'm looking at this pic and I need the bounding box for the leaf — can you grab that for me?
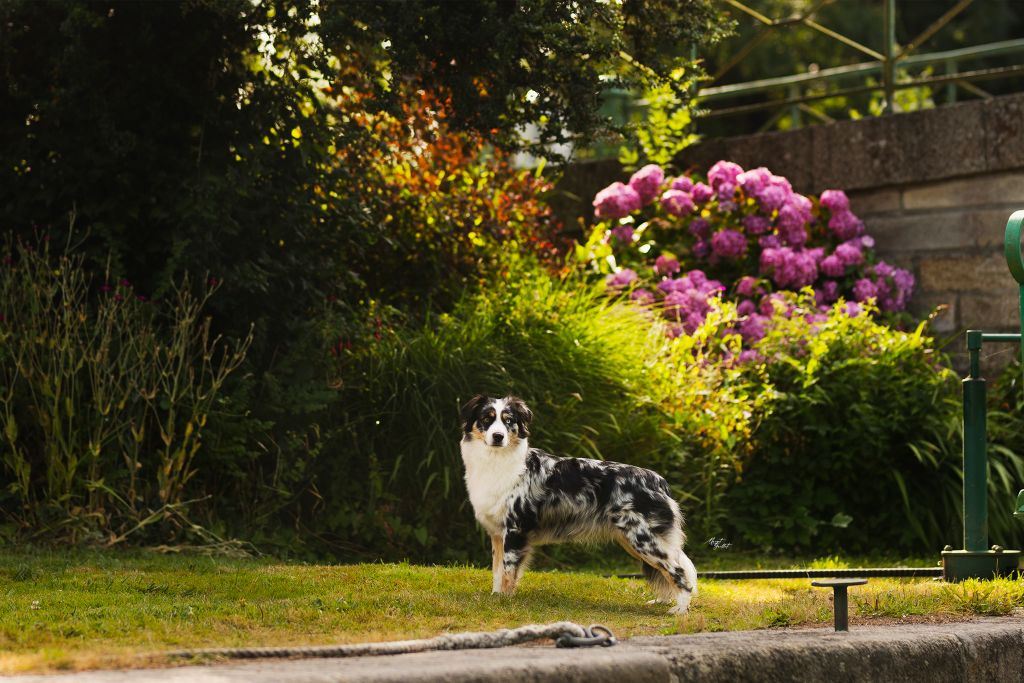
[4,414,16,443]
[829,512,853,528]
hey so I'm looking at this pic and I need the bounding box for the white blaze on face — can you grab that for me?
[486,398,510,447]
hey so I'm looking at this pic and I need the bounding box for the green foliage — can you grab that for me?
[722,292,960,552]
[618,69,702,170]
[311,257,686,560]
[332,0,727,154]
[0,235,250,544]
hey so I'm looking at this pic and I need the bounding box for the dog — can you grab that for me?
[459,394,698,614]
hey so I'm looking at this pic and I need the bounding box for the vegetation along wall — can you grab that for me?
[561,92,1024,374]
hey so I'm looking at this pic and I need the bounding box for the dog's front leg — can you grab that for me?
[500,529,530,594]
[490,533,504,593]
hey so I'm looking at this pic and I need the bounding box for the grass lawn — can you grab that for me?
[2,547,1024,674]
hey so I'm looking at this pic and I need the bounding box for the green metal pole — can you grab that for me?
[1019,285,1024,370]
[834,585,849,632]
[963,330,987,552]
[883,0,896,113]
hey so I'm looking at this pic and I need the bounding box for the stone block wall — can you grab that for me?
[556,92,1024,374]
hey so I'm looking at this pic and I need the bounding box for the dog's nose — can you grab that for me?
[492,433,504,445]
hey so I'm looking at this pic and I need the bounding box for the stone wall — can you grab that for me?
[556,92,1024,373]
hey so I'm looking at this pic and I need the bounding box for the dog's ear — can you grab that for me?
[506,396,533,438]
[460,394,490,433]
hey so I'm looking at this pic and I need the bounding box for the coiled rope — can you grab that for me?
[168,622,616,660]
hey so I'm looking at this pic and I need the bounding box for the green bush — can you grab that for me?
[304,258,693,560]
[720,292,960,552]
[0,236,250,544]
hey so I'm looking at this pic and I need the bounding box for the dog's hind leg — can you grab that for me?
[616,535,671,605]
[619,517,697,613]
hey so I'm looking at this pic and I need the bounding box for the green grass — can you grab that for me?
[2,547,1024,674]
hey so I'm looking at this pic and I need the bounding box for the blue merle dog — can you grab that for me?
[459,395,697,613]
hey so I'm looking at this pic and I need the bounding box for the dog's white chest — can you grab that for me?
[461,440,528,535]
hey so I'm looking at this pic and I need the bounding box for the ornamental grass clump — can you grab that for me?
[579,161,916,349]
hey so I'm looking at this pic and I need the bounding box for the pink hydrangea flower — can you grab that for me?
[671,176,694,192]
[820,189,850,212]
[760,247,818,289]
[828,209,864,241]
[853,278,878,302]
[611,225,634,243]
[736,276,759,298]
[737,167,773,197]
[742,215,771,235]
[688,217,711,239]
[816,280,840,304]
[711,229,747,260]
[654,255,681,276]
[691,182,714,203]
[820,254,845,277]
[660,189,695,216]
[708,161,744,191]
[605,268,638,290]
[629,164,665,204]
[757,184,789,212]
[834,242,864,266]
[630,288,655,306]
[739,313,770,343]
[594,182,642,219]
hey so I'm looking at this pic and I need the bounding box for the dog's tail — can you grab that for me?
[641,561,678,602]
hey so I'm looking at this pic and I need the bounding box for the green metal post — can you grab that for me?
[963,330,987,552]
[945,59,957,103]
[882,0,896,113]
[943,212,1024,580]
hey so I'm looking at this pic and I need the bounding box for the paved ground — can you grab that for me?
[11,618,1024,682]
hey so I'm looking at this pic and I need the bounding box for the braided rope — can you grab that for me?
[168,621,615,660]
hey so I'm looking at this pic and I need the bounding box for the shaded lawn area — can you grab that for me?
[2,548,1024,674]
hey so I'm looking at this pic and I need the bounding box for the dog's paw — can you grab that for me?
[668,592,693,615]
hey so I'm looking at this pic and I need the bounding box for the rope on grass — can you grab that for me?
[168,621,616,660]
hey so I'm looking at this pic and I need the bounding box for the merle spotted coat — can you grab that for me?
[459,395,697,613]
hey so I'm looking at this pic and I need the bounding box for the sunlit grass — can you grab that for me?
[1,548,1022,674]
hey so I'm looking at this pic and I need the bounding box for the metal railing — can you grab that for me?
[699,0,1024,129]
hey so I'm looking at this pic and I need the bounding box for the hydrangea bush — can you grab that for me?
[580,161,915,353]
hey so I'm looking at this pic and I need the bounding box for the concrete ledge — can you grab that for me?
[676,93,1024,194]
[13,618,1024,683]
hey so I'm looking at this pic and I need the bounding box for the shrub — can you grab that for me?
[580,161,915,346]
[0,235,250,544]
[721,291,959,551]
[306,257,718,560]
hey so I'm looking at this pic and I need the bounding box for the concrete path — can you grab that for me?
[11,618,1024,682]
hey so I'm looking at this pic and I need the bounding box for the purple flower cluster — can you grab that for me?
[629,164,665,204]
[593,182,641,219]
[590,160,918,359]
[760,247,819,289]
[657,269,725,333]
[605,268,638,290]
[853,261,915,312]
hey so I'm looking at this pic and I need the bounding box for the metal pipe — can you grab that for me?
[700,64,1024,118]
[963,372,988,552]
[697,38,1024,102]
[882,0,896,113]
[615,567,943,580]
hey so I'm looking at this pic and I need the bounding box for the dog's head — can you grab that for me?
[460,395,533,448]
